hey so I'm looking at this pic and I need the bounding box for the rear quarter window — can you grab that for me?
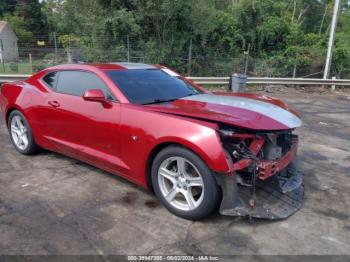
[42,72,59,90]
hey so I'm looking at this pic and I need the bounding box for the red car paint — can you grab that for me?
[146,99,290,130]
[232,136,265,171]
[258,137,298,180]
[0,63,300,189]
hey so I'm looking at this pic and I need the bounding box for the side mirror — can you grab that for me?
[83,89,112,108]
[83,89,106,102]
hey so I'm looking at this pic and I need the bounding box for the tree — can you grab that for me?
[1,0,47,45]
[2,13,33,43]
[1,0,349,77]
[332,1,350,77]
[0,0,17,16]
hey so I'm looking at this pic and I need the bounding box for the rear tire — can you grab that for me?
[8,110,39,155]
[151,145,220,220]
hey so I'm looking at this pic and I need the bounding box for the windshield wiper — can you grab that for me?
[142,98,177,105]
[142,93,198,105]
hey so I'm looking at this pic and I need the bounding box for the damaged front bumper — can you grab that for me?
[217,131,304,220]
[216,165,304,219]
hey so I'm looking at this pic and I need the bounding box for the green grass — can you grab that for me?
[0,62,33,75]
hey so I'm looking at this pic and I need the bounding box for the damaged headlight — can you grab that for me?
[218,128,235,137]
[218,128,258,162]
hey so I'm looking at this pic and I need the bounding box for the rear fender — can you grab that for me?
[1,83,24,126]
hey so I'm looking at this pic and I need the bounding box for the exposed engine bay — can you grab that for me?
[215,126,304,219]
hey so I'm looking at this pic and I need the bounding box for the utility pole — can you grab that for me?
[53,32,58,64]
[187,37,193,76]
[323,0,340,79]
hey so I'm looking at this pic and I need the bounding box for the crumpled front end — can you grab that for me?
[215,127,304,219]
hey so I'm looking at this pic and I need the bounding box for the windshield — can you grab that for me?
[106,69,202,105]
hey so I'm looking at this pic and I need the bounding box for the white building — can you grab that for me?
[0,21,19,62]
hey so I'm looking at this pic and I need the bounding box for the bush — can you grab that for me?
[9,62,19,72]
[43,53,56,65]
[33,62,46,72]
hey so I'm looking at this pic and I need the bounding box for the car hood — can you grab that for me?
[145,92,302,131]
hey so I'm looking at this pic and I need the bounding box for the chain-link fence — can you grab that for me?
[0,34,348,78]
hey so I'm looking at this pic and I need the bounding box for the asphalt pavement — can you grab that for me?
[0,89,349,255]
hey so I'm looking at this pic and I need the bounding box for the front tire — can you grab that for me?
[8,110,39,155]
[151,145,220,220]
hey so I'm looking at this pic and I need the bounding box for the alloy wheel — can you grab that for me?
[10,115,29,150]
[157,156,204,211]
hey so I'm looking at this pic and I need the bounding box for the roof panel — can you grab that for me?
[112,62,156,69]
[0,21,7,32]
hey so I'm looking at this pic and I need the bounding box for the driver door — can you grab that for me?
[41,70,123,173]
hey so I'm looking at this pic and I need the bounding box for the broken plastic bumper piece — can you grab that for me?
[216,166,304,220]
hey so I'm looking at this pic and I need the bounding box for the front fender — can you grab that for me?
[120,105,233,187]
[153,131,232,174]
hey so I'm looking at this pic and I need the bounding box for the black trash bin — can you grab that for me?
[229,73,247,92]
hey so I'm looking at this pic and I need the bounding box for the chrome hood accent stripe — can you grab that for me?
[180,94,302,129]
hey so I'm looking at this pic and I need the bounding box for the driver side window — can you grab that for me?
[55,70,115,101]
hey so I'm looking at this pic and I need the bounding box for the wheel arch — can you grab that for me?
[146,142,181,191]
[5,106,39,144]
[5,106,21,127]
[145,138,231,191]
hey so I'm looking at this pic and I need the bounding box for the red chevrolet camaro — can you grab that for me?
[0,63,304,220]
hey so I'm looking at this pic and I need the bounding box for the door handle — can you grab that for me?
[48,100,60,108]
